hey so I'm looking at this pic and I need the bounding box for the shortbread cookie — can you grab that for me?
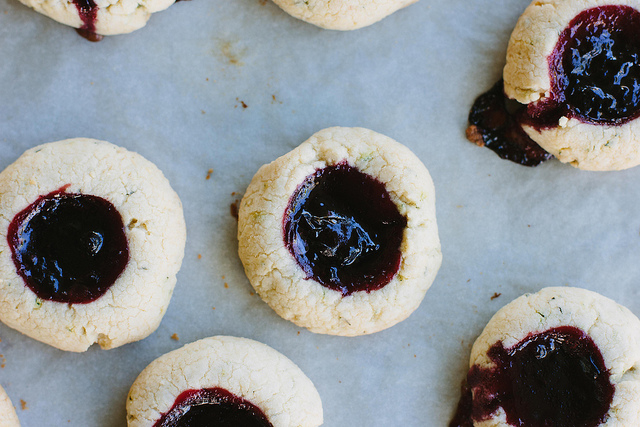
[458,287,640,426]
[0,385,19,427]
[238,127,442,336]
[271,0,417,30]
[0,138,186,352]
[503,0,640,170]
[17,0,176,39]
[127,336,323,427]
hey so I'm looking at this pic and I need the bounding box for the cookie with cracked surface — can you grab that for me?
[503,0,640,170]
[238,127,442,336]
[0,385,20,427]
[271,0,417,30]
[0,138,186,352]
[127,336,323,427]
[450,287,640,427]
[17,0,177,40]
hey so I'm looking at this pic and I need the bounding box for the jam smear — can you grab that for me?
[467,80,552,167]
[72,0,102,42]
[449,326,614,427]
[7,187,129,304]
[284,162,406,296]
[154,388,273,427]
[548,6,640,125]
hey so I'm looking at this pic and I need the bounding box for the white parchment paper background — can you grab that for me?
[1,0,640,425]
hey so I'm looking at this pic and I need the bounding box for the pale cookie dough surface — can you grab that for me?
[17,0,175,35]
[0,138,186,352]
[503,0,640,171]
[271,0,417,30]
[238,127,442,336]
[127,336,323,427]
[470,287,640,427]
[0,385,19,427]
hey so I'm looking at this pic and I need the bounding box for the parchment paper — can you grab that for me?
[2,0,640,426]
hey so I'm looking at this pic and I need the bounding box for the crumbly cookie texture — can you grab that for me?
[503,0,640,171]
[238,127,442,336]
[0,138,186,352]
[0,385,20,427]
[271,0,417,30]
[470,287,640,426]
[127,336,323,427]
[17,0,175,36]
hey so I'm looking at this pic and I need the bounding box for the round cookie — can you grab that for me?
[271,0,417,30]
[127,336,323,427]
[17,0,176,37]
[503,0,640,170]
[238,127,442,336]
[0,385,19,427]
[465,287,640,426]
[0,138,186,352]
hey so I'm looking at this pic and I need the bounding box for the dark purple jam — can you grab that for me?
[72,0,102,42]
[547,6,640,125]
[467,80,553,167]
[7,186,129,304]
[450,326,614,427]
[283,162,406,296]
[154,388,273,427]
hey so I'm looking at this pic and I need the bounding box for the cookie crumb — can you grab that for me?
[249,291,255,296]
[297,331,300,335]
[466,125,485,147]
[197,254,202,260]
[171,333,179,341]
[230,200,240,220]
[20,400,27,410]
[206,169,213,180]
[212,307,216,310]
[235,98,248,109]
[491,292,502,300]
[224,283,229,289]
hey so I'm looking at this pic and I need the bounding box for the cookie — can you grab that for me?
[503,0,640,170]
[17,0,176,39]
[271,0,417,30]
[0,385,19,427]
[238,127,442,336]
[127,336,323,427]
[455,287,640,426]
[0,138,186,352]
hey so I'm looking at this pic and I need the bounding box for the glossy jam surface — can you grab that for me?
[549,6,640,125]
[8,187,129,304]
[284,163,406,296]
[154,388,273,427]
[72,0,103,42]
[467,80,552,167]
[450,326,614,427]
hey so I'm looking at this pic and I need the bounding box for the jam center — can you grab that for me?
[154,388,273,427]
[283,162,406,296]
[72,0,103,42]
[550,5,640,124]
[7,187,129,304]
[451,326,614,427]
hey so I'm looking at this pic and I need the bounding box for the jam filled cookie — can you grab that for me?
[0,139,186,352]
[0,385,19,427]
[450,287,640,427]
[271,0,417,30]
[127,336,323,427]
[238,127,442,336]
[17,0,177,41]
[503,0,640,170]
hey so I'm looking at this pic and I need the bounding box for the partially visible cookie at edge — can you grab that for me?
[271,0,417,30]
[503,0,640,170]
[17,0,176,38]
[238,126,442,336]
[0,138,186,352]
[0,385,20,427]
[127,336,323,427]
[462,287,640,426]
